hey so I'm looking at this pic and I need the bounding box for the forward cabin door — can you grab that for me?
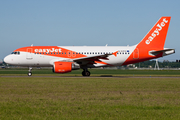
[26,48,33,59]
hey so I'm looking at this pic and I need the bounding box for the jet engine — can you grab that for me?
[52,61,80,73]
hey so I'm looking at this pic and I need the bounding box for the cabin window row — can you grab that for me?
[34,52,130,55]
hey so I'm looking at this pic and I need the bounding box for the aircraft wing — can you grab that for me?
[73,52,116,65]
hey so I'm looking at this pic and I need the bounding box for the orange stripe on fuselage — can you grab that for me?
[14,46,87,59]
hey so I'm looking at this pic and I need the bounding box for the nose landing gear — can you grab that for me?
[28,67,32,76]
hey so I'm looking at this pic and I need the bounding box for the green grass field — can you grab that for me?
[1,69,180,119]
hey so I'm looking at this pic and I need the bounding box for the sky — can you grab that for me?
[1,0,180,61]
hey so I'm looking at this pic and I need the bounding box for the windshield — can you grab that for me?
[11,51,20,55]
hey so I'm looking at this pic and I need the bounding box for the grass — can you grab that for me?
[0,76,180,119]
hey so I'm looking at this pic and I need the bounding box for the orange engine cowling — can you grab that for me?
[53,61,72,73]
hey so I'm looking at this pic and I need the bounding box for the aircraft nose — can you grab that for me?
[4,55,11,64]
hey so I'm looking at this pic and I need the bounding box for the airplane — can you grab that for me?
[4,16,175,76]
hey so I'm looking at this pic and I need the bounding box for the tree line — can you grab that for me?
[134,60,180,68]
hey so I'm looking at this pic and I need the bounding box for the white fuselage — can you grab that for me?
[4,45,137,68]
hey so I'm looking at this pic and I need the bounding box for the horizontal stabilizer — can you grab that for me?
[149,48,175,56]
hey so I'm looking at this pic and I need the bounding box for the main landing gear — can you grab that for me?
[82,69,90,76]
[28,67,32,76]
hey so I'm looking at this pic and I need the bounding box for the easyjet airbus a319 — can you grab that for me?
[4,17,175,76]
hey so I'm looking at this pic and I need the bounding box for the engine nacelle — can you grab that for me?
[53,61,72,73]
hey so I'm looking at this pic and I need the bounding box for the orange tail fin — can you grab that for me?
[123,17,171,65]
[137,17,171,50]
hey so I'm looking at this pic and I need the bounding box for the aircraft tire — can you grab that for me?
[28,72,32,76]
[82,71,90,76]
[85,71,90,76]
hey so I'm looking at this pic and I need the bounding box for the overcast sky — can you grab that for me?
[1,0,180,61]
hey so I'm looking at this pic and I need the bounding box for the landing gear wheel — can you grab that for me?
[82,70,90,76]
[28,72,32,76]
[85,71,90,76]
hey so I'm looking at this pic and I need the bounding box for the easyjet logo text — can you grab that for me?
[34,48,62,53]
[145,18,168,45]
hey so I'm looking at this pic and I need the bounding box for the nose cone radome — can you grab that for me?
[4,55,11,64]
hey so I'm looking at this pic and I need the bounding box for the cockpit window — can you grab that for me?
[11,51,20,55]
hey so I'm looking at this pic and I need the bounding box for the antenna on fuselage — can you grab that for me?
[31,44,33,47]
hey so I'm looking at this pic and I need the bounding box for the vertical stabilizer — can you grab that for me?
[137,17,171,50]
[123,17,171,65]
